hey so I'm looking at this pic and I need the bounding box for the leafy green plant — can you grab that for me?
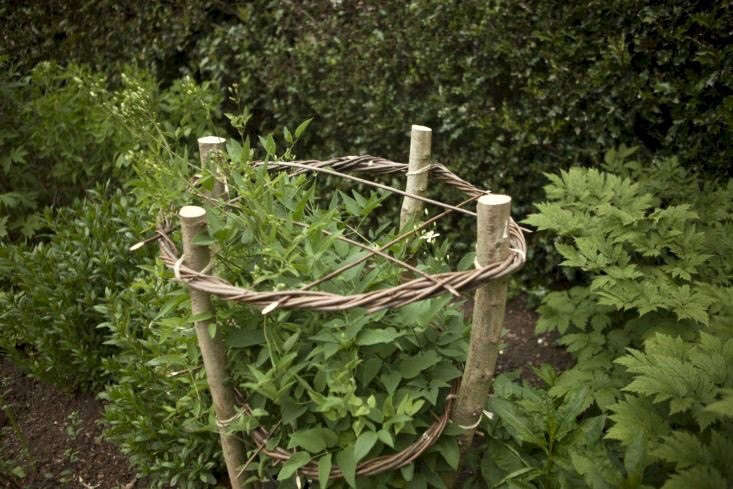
[473,369,650,489]
[100,114,474,487]
[4,1,730,282]
[0,59,139,241]
[513,150,733,488]
[0,185,152,390]
[608,333,733,489]
[99,268,222,489]
[190,0,731,269]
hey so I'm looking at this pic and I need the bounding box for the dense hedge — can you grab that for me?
[8,0,728,279]
[193,0,731,194]
[0,1,210,77]
[0,186,152,391]
[5,1,729,193]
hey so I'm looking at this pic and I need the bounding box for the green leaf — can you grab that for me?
[377,429,394,448]
[278,452,311,480]
[336,446,357,488]
[398,350,441,379]
[706,390,733,417]
[623,431,647,482]
[199,472,216,484]
[380,370,401,394]
[281,398,309,425]
[192,231,215,246]
[495,467,540,487]
[356,327,403,345]
[358,357,383,387]
[226,327,265,348]
[259,134,276,156]
[490,398,545,447]
[145,354,187,367]
[226,138,242,162]
[318,453,332,489]
[400,463,414,481]
[354,431,378,461]
[435,438,460,470]
[295,118,313,139]
[289,428,338,453]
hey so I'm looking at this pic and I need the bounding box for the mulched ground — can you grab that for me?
[0,295,571,489]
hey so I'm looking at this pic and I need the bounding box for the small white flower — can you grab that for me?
[482,410,495,420]
[419,230,440,244]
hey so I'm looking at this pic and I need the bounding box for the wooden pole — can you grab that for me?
[198,136,227,199]
[399,125,432,229]
[453,194,512,451]
[179,205,246,489]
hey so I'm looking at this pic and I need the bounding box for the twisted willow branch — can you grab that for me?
[158,155,527,312]
[156,155,527,479]
[233,384,458,480]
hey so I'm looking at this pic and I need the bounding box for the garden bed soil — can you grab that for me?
[0,295,570,489]
[0,360,140,489]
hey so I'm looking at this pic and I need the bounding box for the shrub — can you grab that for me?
[0,60,137,240]
[99,268,222,489]
[192,0,732,214]
[475,370,646,488]
[0,1,211,76]
[5,1,729,283]
[485,151,733,488]
[100,127,473,488]
[0,186,152,390]
[187,0,733,286]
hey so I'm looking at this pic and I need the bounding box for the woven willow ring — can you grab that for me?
[155,154,527,480]
[158,155,527,313]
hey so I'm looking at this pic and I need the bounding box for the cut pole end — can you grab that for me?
[478,194,511,207]
[411,125,432,133]
[197,136,226,145]
[179,205,207,219]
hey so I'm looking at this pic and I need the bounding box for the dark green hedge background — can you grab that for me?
[3,0,731,269]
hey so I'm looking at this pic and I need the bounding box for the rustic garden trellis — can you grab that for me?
[135,125,527,488]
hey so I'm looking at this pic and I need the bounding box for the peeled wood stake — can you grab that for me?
[180,205,246,489]
[453,194,512,452]
[400,125,432,229]
[198,136,227,199]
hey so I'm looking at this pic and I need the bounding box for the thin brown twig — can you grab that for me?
[254,160,477,217]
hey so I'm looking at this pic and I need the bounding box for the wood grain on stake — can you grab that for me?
[453,194,512,451]
[198,136,227,199]
[400,125,432,229]
[179,205,246,489]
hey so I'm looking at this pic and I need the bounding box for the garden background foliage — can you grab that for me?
[0,0,731,488]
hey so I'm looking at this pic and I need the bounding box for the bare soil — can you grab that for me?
[0,295,571,489]
[0,360,139,489]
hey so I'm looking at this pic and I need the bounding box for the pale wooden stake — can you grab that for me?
[453,194,512,451]
[399,125,432,229]
[198,136,227,199]
[180,205,246,489]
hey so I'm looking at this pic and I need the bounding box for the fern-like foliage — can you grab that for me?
[516,149,733,489]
